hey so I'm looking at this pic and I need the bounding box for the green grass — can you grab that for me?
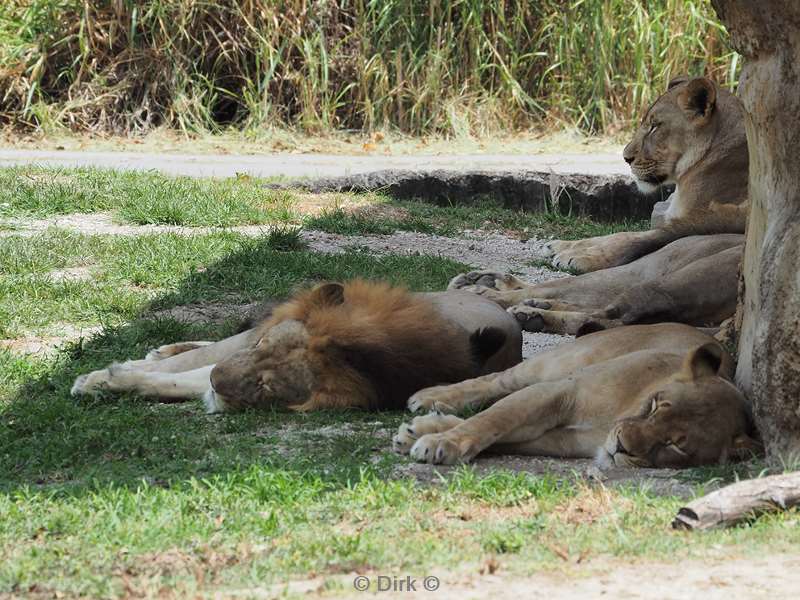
[0,229,466,338]
[1,182,796,595]
[0,1,737,136]
[307,201,649,240]
[0,166,649,239]
[0,167,297,226]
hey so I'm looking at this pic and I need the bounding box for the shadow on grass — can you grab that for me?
[0,236,470,495]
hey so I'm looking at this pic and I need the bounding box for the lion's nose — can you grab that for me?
[623,153,635,165]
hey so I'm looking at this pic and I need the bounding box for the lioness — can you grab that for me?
[71,280,522,412]
[449,233,743,335]
[393,323,759,468]
[544,76,748,273]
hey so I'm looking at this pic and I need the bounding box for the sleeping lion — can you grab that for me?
[71,280,522,412]
[393,323,759,468]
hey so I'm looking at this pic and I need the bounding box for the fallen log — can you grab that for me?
[672,471,800,530]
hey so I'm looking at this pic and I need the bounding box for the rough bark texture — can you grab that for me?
[712,0,800,461]
[673,471,800,530]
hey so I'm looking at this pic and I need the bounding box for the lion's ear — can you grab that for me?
[682,342,724,379]
[667,74,689,90]
[308,282,345,307]
[678,77,716,122]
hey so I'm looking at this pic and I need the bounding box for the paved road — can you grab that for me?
[0,149,628,179]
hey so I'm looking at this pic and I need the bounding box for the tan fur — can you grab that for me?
[72,281,522,413]
[394,323,759,468]
[450,234,743,335]
[543,76,749,273]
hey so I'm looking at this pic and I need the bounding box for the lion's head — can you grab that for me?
[598,343,760,468]
[204,319,319,413]
[623,76,724,193]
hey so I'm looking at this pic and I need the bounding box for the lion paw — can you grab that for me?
[409,433,466,465]
[71,363,142,397]
[408,385,464,414]
[448,271,525,292]
[507,305,546,332]
[145,341,213,361]
[392,413,464,454]
[71,368,114,397]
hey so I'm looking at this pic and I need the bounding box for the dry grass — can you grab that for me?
[0,1,738,136]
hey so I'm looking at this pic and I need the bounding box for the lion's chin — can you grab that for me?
[633,177,660,194]
[203,388,231,414]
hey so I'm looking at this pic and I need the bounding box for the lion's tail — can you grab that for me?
[469,327,508,368]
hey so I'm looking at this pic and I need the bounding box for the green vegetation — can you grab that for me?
[0,167,296,226]
[1,168,796,596]
[1,1,737,136]
[307,202,648,240]
[0,229,466,337]
[0,166,649,238]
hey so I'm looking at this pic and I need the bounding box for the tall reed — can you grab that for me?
[0,1,738,136]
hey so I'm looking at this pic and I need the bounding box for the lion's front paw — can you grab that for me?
[408,386,461,414]
[550,251,596,273]
[507,304,546,332]
[448,271,525,292]
[393,413,464,454]
[71,368,113,397]
[542,240,570,259]
[409,434,466,465]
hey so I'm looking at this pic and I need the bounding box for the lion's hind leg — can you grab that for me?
[447,271,555,309]
[507,304,616,335]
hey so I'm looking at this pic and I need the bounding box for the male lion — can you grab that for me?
[543,76,748,273]
[393,323,759,468]
[449,233,743,335]
[71,280,522,413]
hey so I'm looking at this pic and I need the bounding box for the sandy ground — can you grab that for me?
[255,553,800,600]
[0,148,628,179]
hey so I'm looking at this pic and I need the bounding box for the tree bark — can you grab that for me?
[711,1,800,461]
[672,471,800,530]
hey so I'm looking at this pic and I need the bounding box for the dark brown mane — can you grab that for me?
[263,280,481,410]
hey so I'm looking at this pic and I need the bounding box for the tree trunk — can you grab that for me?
[710,1,800,460]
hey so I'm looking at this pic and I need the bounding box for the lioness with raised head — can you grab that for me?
[71,280,522,413]
[393,323,759,468]
[449,233,743,335]
[543,76,748,273]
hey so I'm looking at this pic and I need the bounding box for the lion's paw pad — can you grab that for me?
[508,305,546,331]
[409,434,464,465]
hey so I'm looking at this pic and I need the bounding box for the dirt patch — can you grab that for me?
[248,552,800,599]
[394,454,701,499]
[47,266,94,282]
[1,324,103,355]
[290,191,380,217]
[148,301,262,325]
